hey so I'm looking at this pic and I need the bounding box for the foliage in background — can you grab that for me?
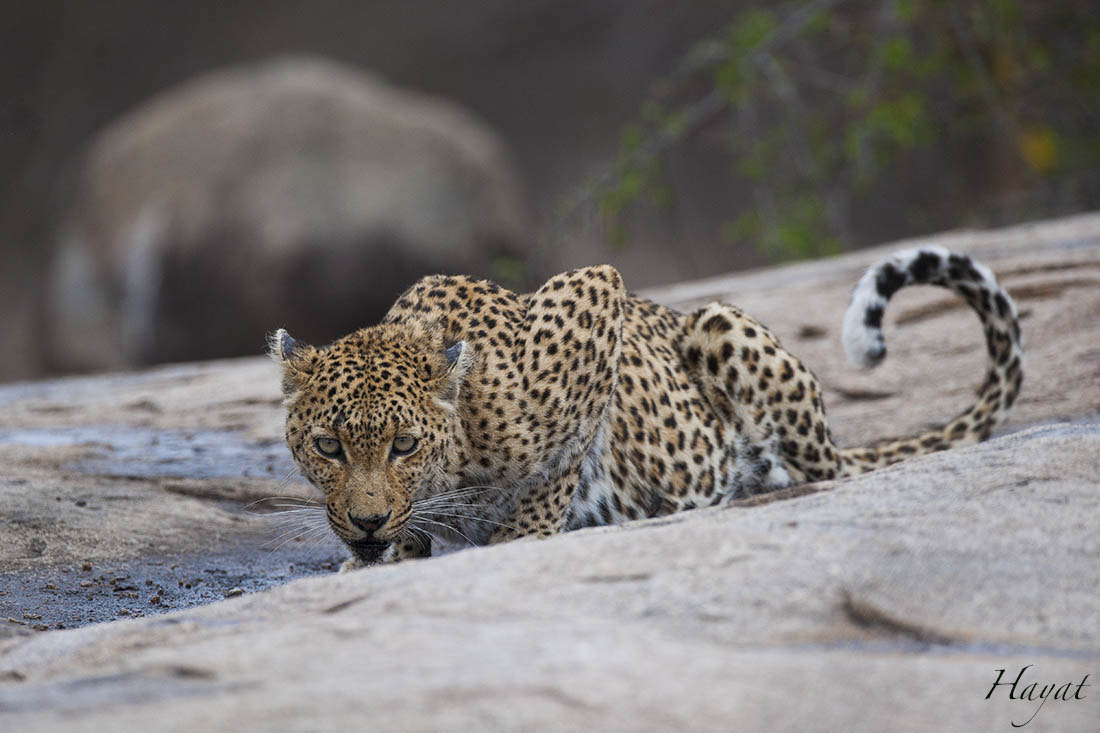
[559,0,1100,262]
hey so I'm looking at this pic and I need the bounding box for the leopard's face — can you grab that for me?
[272,325,470,563]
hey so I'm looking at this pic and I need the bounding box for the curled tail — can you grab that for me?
[838,246,1023,475]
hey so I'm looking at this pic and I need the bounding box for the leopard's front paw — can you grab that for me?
[338,553,368,573]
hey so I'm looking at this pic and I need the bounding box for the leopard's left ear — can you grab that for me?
[436,339,472,408]
[402,319,472,407]
[268,328,318,396]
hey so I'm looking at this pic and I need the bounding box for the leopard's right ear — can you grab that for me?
[268,328,317,395]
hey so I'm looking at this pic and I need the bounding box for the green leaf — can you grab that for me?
[619,124,645,153]
[875,37,913,71]
[728,9,777,55]
[721,210,762,244]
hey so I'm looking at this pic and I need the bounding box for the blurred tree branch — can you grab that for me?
[555,0,1100,262]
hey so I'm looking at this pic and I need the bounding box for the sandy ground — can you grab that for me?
[0,213,1098,729]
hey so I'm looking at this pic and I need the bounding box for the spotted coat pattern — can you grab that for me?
[271,250,1022,570]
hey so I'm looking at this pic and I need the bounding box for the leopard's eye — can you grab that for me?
[314,436,343,459]
[391,435,418,457]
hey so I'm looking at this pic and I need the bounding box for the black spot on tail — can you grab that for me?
[875,264,907,299]
[947,253,982,282]
[864,305,885,329]
[908,251,942,282]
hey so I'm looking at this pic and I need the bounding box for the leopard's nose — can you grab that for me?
[347,510,391,535]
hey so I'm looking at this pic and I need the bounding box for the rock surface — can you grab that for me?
[46,56,529,371]
[4,213,1100,730]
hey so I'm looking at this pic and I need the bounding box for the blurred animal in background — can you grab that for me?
[46,56,530,372]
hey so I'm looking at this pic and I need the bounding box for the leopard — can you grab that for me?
[269,245,1022,571]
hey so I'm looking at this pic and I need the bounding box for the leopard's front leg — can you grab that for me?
[488,449,588,543]
[486,264,625,543]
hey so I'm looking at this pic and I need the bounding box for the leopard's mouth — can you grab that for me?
[345,538,391,563]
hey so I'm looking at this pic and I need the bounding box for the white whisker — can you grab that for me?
[262,524,317,547]
[410,517,478,547]
[403,524,437,547]
[416,509,519,533]
[417,484,512,502]
[263,512,330,541]
[263,507,326,516]
[242,494,322,515]
[266,528,315,552]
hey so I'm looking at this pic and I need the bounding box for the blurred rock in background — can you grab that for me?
[2,1,738,380]
[45,57,529,370]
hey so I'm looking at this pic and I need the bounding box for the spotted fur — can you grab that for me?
[270,253,1022,570]
[838,246,1023,472]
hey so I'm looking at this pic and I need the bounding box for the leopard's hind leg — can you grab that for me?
[682,303,843,497]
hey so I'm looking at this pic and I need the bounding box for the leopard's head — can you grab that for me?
[269,322,472,563]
